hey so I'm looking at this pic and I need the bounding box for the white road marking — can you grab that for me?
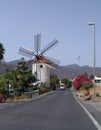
[73,94,101,130]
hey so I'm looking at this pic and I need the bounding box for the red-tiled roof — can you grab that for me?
[33,55,51,64]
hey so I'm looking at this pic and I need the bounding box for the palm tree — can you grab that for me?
[0,43,5,62]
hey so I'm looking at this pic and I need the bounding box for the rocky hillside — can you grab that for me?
[1,60,101,79]
[51,63,101,79]
[0,62,17,73]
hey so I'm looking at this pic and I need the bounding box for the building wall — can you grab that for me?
[32,63,50,83]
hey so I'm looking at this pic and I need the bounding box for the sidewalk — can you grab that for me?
[73,90,101,130]
[82,100,101,126]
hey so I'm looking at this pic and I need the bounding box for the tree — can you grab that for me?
[15,58,37,93]
[61,78,72,88]
[0,58,37,96]
[50,75,59,89]
[0,43,5,62]
[0,74,7,93]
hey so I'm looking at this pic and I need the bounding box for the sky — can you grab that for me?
[0,0,101,67]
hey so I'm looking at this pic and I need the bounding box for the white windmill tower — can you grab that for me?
[18,34,59,83]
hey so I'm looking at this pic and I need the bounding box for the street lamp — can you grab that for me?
[76,56,80,75]
[88,22,96,95]
[76,56,80,66]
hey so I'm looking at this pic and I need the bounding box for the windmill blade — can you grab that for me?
[26,59,34,65]
[34,34,41,54]
[40,39,59,55]
[45,56,60,65]
[19,51,32,58]
[44,63,55,69]
[18,46,36,58]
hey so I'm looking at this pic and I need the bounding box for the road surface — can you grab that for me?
[0,89,97,130]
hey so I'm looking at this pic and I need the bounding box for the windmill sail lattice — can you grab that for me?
[18,34,59,83]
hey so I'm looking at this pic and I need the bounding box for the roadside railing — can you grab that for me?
[24,90,39,98]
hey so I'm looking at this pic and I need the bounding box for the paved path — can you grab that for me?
[0,90,98,130]
[82,101,101,126]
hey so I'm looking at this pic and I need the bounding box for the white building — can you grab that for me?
[95,76,101,83]
[32,56,54,83]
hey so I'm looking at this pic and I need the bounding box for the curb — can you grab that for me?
[0,91,55,108]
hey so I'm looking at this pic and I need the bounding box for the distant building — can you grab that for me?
[95,76,101,83]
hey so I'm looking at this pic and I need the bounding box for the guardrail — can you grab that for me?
[24,90,39,98]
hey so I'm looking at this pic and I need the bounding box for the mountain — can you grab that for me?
[1,60,101,79]
[5,60,20,65]
[0,62,17,73]
[51,64,101,79]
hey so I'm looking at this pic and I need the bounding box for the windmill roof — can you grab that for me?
[33,55,51,64]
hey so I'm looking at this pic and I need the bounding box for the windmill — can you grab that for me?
[18,34,59,83]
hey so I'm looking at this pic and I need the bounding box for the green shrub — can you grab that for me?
[82,81,92,90]
[39,82,51,94]
[96,93,100,97]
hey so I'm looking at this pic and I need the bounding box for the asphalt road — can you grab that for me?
[0,89,97,130]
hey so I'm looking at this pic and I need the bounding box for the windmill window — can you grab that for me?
[40,65,43,68]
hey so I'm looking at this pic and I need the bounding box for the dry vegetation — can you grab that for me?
[6,94,32,103]
[90,84,101,102]
[75,84,101,102]
[90,84,101,94]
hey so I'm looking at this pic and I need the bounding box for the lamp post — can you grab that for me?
[76,56,80,66]
[88,22,96,95]
[76,56,80,75]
